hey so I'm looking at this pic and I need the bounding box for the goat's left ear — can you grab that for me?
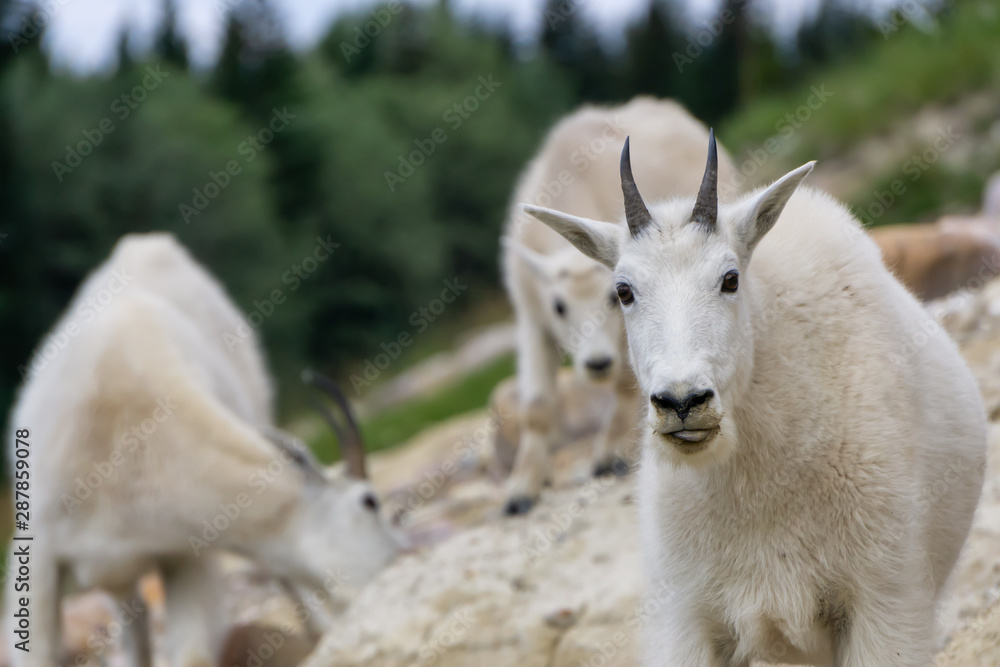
[733,161,815,253]
[521,204,623,269]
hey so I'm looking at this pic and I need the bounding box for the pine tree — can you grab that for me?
[210,12,245,104]
[154,0,189,70]
[670,0,742,124]
[539,0,616,102]
[114,27,134,76]
[624,1,680,100]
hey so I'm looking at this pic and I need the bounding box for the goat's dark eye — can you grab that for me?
[616,282,634,305]
[361,493,379,512]
[722,270,739,293]
[554,298,566,317]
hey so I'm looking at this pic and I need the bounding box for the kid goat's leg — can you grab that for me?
[504,318,561,515]
[591,365,642,476]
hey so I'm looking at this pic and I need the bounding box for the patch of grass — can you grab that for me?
[308,353,515,462]
[336,293,511,395]
[851,165,989,227]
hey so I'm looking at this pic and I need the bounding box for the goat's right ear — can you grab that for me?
[262,427,326,484]
[521,204,622,269]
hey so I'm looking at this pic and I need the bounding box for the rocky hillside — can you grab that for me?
[25,254,1000,667]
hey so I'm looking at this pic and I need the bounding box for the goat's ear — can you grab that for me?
[521,204,622,269]
[733,161,815,253]
[262,427,326,484]
[502,236,548,277]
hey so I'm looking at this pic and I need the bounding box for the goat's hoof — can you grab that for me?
[593,456,631,478]
[504,495,536,515]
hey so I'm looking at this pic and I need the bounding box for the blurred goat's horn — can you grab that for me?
[691,128,719,227]
[302,369,367,480]
[621,137,653,237]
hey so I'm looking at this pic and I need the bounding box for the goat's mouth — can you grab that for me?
[657,426,720,452]
[585,367,614,381]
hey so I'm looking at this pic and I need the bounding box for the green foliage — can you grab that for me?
[720,0,1000,224]
[722,0,1000,163]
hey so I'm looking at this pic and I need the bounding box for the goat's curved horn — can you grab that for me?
[621,137,653,237]
[302,369,367,479]
[691,128,719,227]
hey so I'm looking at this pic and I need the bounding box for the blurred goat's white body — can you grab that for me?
[6,233,396,667]
[500,97,737,511]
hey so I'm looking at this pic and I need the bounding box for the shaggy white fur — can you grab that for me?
[6,233,398,667]
[524,141,987,665]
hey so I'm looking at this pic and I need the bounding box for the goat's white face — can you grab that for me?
[523,135,814,467]
[289,465,401,595]
[509,244,624,382]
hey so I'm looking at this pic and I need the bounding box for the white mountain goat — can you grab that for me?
[5,233,399,667]
[501,97,735,514]
[522,134,987,665]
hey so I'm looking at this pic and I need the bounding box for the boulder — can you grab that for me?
[870,219,1000,300]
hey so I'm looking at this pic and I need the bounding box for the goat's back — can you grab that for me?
[11,234,289,551]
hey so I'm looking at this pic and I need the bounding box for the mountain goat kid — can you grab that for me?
[502,97,735,514]
[6,233,399,667]
[523,134,987,665]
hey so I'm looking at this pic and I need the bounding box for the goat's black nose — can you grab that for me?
[585,357,613,373]
[650,389,714,420]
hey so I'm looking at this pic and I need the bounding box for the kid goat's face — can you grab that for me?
[523,132,814,465]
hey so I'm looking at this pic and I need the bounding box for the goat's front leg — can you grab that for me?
[591,364,642,476]
[835,582,935,667]
[6,540,62,667]
[162,558,218,667]
[109,580,153,667]
[504,319,561,515]
[643,603,725,667]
